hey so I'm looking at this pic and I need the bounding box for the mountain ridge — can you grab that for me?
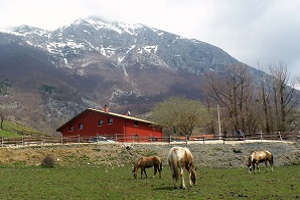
[4,16,238,72]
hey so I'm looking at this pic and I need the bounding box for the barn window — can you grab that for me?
[98,120,104,126]
[79,123,83,130]
[134,121,139,127]
[108,118,113,124]
[69,125,74,131]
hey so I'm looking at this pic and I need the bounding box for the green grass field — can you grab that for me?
[0,120,43,138]
[0,165,299,200]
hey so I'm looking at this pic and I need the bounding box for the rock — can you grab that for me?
[232,148,242,153]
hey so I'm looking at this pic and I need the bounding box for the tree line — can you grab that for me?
[151,63,299,137]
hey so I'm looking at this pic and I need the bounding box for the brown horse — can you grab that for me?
[132,156,162,179]
[168,146,196,189]
[246,150,274,173]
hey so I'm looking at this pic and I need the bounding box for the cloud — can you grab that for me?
[0,0,88,29]
[190,1,300,75]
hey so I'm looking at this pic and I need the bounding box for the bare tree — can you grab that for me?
[204,63,259,135]
[259,76,273,133]
[204,96,217,135]
[269,64,298,132]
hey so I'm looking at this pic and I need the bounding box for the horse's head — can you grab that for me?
[132,165,137,179]
[245,155,253,173]
[190,168,197,185]
[246,155,252,167]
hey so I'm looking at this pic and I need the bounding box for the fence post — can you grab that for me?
[203,137,205,144]
[169,135,171,144]
[278,131,283,141]
[115,134,117,142]
[78,135,80,143]
[60,135,63,144]
[22,136,24,146]
[132,135,134,145]
[1,137,3,147]
[260,130,263,142]
[185,135,188,146]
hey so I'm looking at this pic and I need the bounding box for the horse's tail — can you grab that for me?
[247,154,252,166]
[172,160,179,181]
[168,150,179,181]
[269,153,274,166]
[159,159,163,172]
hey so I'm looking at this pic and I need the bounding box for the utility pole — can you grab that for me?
[217,104,222,140]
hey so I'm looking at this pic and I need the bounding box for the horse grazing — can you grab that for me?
[132,156,162,179]
[168,146,196,189]
[246,150,274,173]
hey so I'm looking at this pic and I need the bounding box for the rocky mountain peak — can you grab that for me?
[11,24,49,37]
[2,16,238,75]
[64,16,144,36]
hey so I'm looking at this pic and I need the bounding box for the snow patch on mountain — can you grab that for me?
[122,65,129,77]
[143,45,158,54]
[152,28,166,36]
[109,88,137,102]
[10,25,50,37]
[99,46,116,57]
[77,68,85,76]
[74,16,144,35]
[64,58,68,64]
[118,56,126,64]
[66,41,85,48]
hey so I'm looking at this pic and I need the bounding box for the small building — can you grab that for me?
[56,106,162,142]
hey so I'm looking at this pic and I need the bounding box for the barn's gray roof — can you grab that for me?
[87,108,157,125]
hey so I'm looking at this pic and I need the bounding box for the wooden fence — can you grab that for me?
[1,132,299,147]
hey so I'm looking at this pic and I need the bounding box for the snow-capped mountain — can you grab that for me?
[0,16,256,134]
[7,16,237,73]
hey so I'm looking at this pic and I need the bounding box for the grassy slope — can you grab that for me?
[0,120,43,138]
[0,165,299,200]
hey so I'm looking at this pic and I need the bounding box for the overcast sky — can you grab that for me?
[1,0,299,76]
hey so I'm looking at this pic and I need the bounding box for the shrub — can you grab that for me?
[41,155,55,168]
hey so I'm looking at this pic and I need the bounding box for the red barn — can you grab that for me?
[56,106,162,142]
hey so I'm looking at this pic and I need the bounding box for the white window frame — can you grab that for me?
[108,118,113,125]
[98,120,104,127]
[79,123,83,130]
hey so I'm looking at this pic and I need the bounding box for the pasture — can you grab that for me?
[0,120,43,138]
[0,165,299,200]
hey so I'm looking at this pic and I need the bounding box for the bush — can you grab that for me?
[41,155,55,168]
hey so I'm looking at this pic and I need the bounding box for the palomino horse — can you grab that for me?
[132,156,162,179]
[168,146,196,189]
[246,150,274,173]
